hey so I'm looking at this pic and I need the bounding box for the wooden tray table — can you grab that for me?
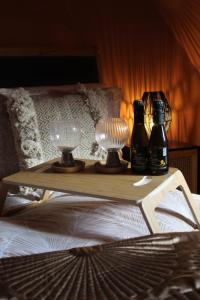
[1,159,200,234]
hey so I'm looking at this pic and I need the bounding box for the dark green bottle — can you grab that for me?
[149,99,169,175]
[131,100,149,173]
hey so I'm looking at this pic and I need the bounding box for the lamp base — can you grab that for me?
[94,160,128,174]
[52,160,85,173]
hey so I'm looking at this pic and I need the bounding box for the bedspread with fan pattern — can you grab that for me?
[0,190,200,258]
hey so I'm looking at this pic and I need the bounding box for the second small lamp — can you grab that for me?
[95,118,129,173]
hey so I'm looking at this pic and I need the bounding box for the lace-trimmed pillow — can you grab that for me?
[6,88,44,196]
[6,88,44,170]
[31,86,109,161]
[6,85,121,170]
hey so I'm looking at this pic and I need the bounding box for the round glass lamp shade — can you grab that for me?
[95,118,129,151]
[50,120,81,167]
[95,118,129,171]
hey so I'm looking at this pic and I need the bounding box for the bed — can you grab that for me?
[0,55,200,299]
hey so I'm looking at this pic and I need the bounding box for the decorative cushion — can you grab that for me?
[6,88,44,169]
[30,85,109,162]
[3,84,121,176]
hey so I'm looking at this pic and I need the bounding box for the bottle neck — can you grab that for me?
[153,111,165,125]
[133,100,144,125]
[134,113,144,125]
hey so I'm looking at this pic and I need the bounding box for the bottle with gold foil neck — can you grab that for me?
[149,99,169,175]
[131,100,149,173]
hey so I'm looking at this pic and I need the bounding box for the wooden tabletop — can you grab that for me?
[3,159,178,203]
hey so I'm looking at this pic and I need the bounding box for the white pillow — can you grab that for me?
[6,84,122,170]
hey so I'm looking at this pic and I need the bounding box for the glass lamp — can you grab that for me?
[142,91,172,137]
[49,120,85,172]
[95,118,129,173]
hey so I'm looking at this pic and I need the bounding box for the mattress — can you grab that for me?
[0,190,199,258]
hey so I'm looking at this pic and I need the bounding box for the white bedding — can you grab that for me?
[0,190,200,258]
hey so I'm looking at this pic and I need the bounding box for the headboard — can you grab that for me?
[0,55,99,88]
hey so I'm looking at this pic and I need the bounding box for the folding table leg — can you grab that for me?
[177,171,200,229]
[39,190,51,203]
[139,170,200,234]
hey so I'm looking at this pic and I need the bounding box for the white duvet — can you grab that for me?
[0,190,200,258]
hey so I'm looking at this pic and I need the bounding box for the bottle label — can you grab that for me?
[131,147,148,172]
[163,147,167,156]
[149,147,168,173]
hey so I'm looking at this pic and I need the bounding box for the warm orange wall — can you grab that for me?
[0,0,199,145]
[93,3,200,146]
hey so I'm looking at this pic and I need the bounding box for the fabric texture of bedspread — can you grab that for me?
[0,190,199,258]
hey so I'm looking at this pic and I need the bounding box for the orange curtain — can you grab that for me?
[156,0,200,71]
[93,1,200,145]
[65,0,200,145]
